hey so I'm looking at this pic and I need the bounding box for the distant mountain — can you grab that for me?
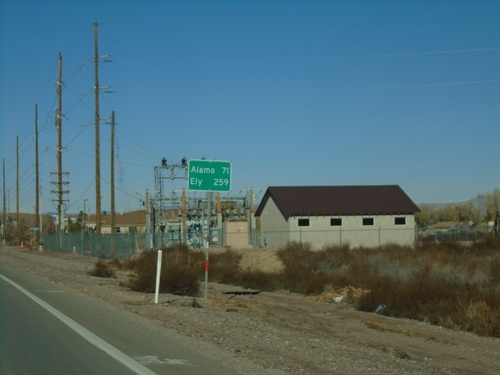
[417,202,464,209]
[417,196,484,210]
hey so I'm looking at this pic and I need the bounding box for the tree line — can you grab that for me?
[416,189,500,227]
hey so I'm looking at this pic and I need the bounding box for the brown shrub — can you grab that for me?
[355,241,500,337]
[447,299,500,337]
[124,245,202,296]
[89,259,116,278]
[208,249,242,285]
[120,239,500,337]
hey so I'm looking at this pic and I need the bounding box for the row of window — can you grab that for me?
[297,217,407,227]
[114,226,137,233]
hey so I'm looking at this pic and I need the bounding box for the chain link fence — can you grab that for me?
[41,224,497,258]
[417,225,495,242]
[42,232,145,260]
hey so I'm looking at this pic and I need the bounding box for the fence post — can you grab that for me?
[90,231,94,256]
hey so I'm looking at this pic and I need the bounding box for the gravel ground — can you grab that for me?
[1,246,499,374]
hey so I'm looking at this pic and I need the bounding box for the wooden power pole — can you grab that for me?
[94,21,102,234]
[35,104,40,248]
[57,53,63,232]
[16,135,19,243]
[110,110,115,255]
[2,158,5,244]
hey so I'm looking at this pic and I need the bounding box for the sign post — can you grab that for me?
[204,235,209,298]
[188,159,231,299]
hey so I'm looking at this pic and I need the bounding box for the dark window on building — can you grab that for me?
[298,218,310,227]
[395,217,406,225]
[115,226,121,234]
[363,217,374,226]
[330,218,342,226]
[129,226,137,234]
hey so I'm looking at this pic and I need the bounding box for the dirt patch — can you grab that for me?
[308,285,366,304]
[1,246,499,375]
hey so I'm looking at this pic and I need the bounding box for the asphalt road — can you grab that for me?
[0,253,240,375]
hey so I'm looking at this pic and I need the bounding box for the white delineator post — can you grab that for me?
[204,235,209,298]
[154,250,163,304]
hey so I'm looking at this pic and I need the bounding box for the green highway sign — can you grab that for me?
[188,159,231,192]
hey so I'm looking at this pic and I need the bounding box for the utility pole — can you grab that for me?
[51,53,69,237]
[94,21,102,234]
[35,104,40,248]
[2,158,5,244]
[181,188,187,244]
[249,188,254,246]
[57,53,62,232]
[145,189,152,250]
[16,136,19,244]
[110,110,115,255]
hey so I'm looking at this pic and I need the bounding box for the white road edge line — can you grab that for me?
[0,273,157,375]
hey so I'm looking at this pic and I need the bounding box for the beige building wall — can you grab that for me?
[223,221,248,247]
[84,223,146,234]
[288,214,416,248]
[258,197,291,247]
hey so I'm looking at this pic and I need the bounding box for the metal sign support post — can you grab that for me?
[204,235,209,298]
[204,192,211,298]
[187,159,232,299]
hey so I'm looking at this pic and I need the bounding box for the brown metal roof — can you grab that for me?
[85,210,147,226]
[254,185,420,219]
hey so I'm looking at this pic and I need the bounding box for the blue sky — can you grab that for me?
[1,0,499,214]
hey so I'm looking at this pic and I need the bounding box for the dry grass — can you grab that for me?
[239,249,285,274]
[353,239,500,337]
[118,238,500,337]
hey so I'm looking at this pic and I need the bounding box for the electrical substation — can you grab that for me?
[149,158,259,249]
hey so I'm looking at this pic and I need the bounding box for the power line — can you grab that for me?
[116,129,161,160]
[100,176,139,201]
[64,124,91,149]
[68,179,94,210]
[157,47,500,64]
